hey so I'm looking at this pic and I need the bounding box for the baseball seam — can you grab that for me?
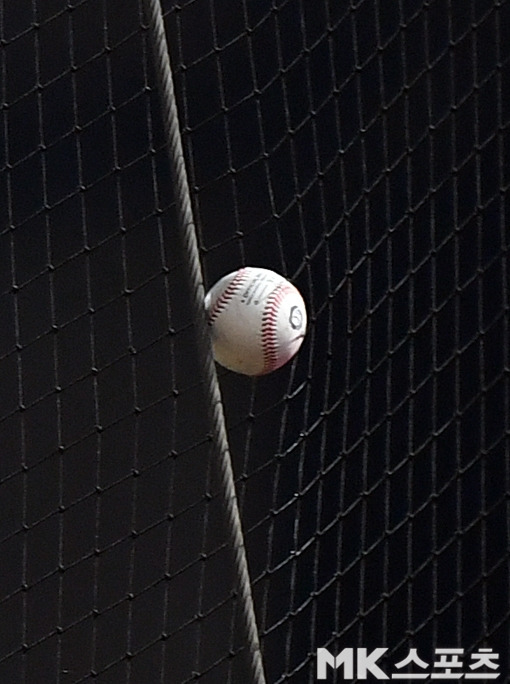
[207,268,249,326]
[261,282,295,374]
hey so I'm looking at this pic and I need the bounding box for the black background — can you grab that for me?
[1,0,509,682]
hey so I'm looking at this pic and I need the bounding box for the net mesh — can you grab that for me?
[1,0,509,682]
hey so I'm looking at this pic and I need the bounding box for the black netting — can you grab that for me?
[1,0,509,682]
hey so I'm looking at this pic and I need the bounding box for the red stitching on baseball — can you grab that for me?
[207,268,249,325]
[261,282,295,374]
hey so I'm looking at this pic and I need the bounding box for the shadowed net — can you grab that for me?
[0,0,509,682]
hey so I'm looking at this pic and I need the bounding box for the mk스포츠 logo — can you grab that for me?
[316,647,500,680]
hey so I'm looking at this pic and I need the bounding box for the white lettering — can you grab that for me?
[317,648,389,680]
[317,648,354,679]
[357,648,389,679]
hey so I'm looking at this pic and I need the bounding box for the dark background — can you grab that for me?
[0,0,509,682]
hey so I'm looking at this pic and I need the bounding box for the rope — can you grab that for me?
[141,2,267,682]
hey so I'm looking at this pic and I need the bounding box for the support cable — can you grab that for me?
[142,2,267,682]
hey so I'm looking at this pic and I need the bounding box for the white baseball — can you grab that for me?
[205,267,307,376]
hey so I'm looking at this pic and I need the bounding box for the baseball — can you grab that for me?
[205,267,307,376]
